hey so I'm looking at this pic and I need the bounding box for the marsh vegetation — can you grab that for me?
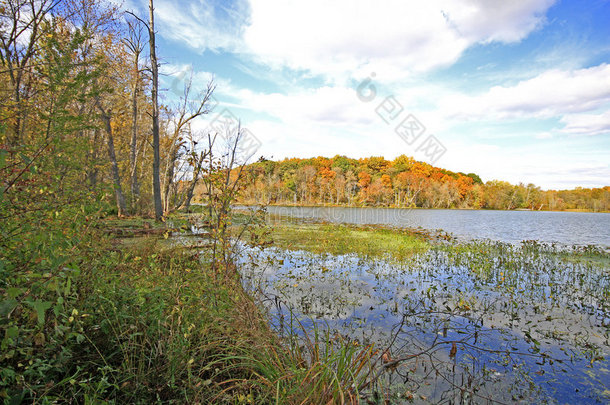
[224,215,610,403]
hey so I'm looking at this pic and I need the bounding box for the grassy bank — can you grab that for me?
[1,217,380,404]
[1,224,264,403]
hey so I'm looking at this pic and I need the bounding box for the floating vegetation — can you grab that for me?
[238,236,610,403]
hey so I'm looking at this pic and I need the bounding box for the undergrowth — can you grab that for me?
[1,224,377,404]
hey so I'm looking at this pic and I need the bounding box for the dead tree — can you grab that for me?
[148,0,162,220]
[161,75,214,214]
[180,130,209,212]
[122,18,146,213]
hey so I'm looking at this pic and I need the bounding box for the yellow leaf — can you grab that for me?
[449,342,457,358]
[34,332,45,346]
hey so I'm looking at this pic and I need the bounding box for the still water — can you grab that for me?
[239,243,610,404]
[228,206,610,402]
[258,206,610,247]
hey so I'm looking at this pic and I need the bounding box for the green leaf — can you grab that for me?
[6,326,19,339]
[0,299,18,318]
[8,390,25,405]
[6,288,24,299]
[64,277,71,296]
[19,152,31,166]
[26,300,53,325]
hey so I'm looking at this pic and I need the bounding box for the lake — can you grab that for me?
[222,206,610,402]
[254,206,610,247]
[221,206,610,403]
[239,242,610,404]
[233,238,610,404]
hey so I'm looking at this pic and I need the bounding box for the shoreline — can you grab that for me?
[232,202,610,214]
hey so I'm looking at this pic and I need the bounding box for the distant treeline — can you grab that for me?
[232,155,610,212]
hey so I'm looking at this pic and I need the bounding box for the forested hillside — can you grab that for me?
[236,156,610,211]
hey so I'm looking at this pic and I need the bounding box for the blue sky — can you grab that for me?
[123,0,609,190]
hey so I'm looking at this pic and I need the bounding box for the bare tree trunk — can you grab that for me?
[162,145,178,213]
[184,180,197,212]
[124,19,145,214]
[130,79,140,212]
[184,150,207,212]
[86,129,100,189]
[149,0,163,220]
[100,108,127,216]
[160,76,214,214]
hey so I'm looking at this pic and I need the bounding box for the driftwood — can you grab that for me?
[174,243,214,250]
[104,227,169,236]
[104,227,213,239]
[176,232,212,238]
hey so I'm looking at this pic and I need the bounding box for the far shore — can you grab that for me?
[229,202,610,214]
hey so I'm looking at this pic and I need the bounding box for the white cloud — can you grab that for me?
[442,0,554,43]
[560,109,610,136]
[180,74,609,189]
[441,64,610,122]
[153,0,250,52]
[117,0,610,190]
[439,139,610,189]
[244,0,556,80]
[235,85,377,126]
[146,0,556,81]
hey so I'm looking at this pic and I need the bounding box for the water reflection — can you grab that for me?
[238,243,610,404]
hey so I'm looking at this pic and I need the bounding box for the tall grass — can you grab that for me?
[209,317,377,404]
[4,234,377,404]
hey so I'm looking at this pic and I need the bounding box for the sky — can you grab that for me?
[122,0,610,190]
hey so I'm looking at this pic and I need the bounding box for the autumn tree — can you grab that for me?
[0,0,60,146]
[234,156,607,212]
